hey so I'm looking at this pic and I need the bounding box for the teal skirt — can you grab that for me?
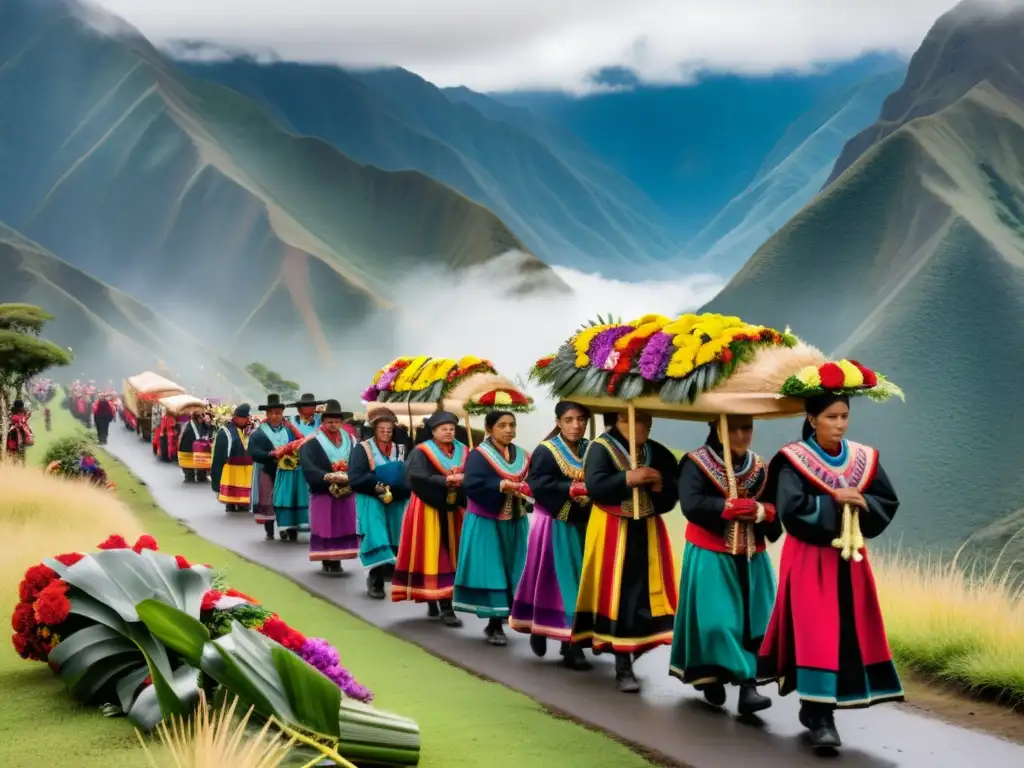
[356,493,408,569]
[273,468,310,532]
[454,513,529,619]
[669,542,776,686]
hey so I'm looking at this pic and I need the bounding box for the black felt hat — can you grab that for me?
[258,393,286,412]
[425,410,458,431]
[290,393,324,408]
[233,403,252,418]
[321,399,345,419]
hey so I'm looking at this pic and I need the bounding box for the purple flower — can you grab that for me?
[639,332,672,381]
[360,385,378,402]
[298,638,373,702]
[377,368,400,390]
[589,327,633,370]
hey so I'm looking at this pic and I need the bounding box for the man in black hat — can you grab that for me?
[249,393,311,541]
[392,410,468,627]
[210,403,254,512]
[289,393,323,432]
[299,399,359,575]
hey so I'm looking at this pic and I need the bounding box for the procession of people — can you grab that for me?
[81,334,903,755]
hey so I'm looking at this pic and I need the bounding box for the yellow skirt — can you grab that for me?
[218,462,253,505]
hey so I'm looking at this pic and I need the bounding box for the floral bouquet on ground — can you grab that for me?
[42,435,115,490]
[11,533,421,765]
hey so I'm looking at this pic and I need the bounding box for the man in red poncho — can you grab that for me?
[5,400,34,464]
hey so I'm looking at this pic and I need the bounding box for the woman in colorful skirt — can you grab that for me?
[392,410,467,628]
[454,410,531,646]
[510,401,593,670]
[210,404,254,512]
[759,376,902,750]
[349,407,410,599]
[669,416,780,716]
[248,394,302,541]
[571,412,680,693]
[178,409,213,484]
[298,399,359,575]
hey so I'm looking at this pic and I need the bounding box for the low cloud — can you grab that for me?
[87,0,965,93]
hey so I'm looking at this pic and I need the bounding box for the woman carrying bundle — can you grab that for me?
[455,410,531,646]
[510,401,593,670]
[349,407,410,599]
[759,360,903,751]
[669,416,780,715]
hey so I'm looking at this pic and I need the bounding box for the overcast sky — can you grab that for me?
[88,0,975,93]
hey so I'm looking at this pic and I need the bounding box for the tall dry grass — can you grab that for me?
[0,462,143,622]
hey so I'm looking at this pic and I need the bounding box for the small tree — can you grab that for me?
[0,304,73,458]
[245,362,300,402]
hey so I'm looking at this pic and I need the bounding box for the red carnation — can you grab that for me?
[508,389,529,405]
[225,588,258,604]
[819,363,845,390]
[720,347,734,364]
[479,391,496,406]
[54,553,85,567]
[535,356,554,369]
[132,534,159,554]
[34,580,71,626]
[258,616,307,651]
[18,564,57,602]
[847,360,878,388]
[97,534,129,550]
[11,602,37,633]
[12,631,34,660]
[174,555,192,569]
[201,590,223,612]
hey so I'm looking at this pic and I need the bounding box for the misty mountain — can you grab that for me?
[175,59,682,278]
[0,222,256,394]
[694,2,1024,560]
[0,0,563,370]
[498,54,907,239]
[686,63,906,273]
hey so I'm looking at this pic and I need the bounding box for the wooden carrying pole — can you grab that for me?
[718,414,745,556]
[628,403,640,521]
[465,413,475,449]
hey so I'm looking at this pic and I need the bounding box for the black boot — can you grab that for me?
[264,522,276,541]
[366,567,387,600]
[183,470,194,483]
[529,634,548,658]
[614,653,640,693]
[439,599,463,627]
[560,642,592,671]
[426,601,441,618]
[700,682,727,707]
[737,682,772,716]
[484,618,507,646]
[286,529,299,542]
[800,702,841,750]
[197,471,208,483]
[320,560,343,576]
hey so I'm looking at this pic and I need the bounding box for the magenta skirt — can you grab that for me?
[308,492,359,561]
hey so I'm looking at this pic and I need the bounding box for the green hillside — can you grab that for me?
[0,0,564,369]
[700,80,1024,561]
[0,223,258,395]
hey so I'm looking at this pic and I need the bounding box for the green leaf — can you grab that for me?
[272,645,341,739]
[136,598,210,665]
[116,666,151,713]
[127,664,201,731]
[68,593,129,635]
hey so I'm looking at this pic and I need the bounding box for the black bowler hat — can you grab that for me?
[321,399,346,419]
[258,394,286,412]
[290,393,324,408]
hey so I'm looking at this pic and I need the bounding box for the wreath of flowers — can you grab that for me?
[362,356,498,404]
[46,451,116,490]
[531,312,797,403]
[11,534,372,703]
[464,387,534,416]
[779,359,904,402]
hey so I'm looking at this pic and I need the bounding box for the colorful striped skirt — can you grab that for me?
[251,465,276,524]
[392,495,464,603]
[669,542,776,686]
[510,511,586,641]
[218,461,253,506]
[570,508,678,654]
[357,493,408,569]
[757,536,904,708]
[308,492,359,561]
[453,513,529,619]
[273,468,310,533]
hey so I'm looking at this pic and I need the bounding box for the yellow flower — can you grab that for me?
[395,356,429,391]
[795,366,821,388]
[694,338,729,367]
[614,315,670,350]
[494,391,513,406]
[573,323,616,356]
[373,357,408,384]
[838,359,864,388]
[458,356,483,368]
[412,358,443,389]
[575,354,590,367]
[662,315,700,337]
[435,360,458,380]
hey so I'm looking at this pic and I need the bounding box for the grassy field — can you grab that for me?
[0,405,658,768]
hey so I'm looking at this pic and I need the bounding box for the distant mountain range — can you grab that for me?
[0,0,562,372]
[0,223,256,393]
[696,0,1024,560]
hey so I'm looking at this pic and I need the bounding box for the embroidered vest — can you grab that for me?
[587,432,655,519]
[538,436,588,521]
[780,439,878,494]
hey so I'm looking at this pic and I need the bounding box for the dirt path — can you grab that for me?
[106,430,1024,767]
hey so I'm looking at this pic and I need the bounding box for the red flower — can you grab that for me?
[720,347,734,364]
[12,631,34,660]
[174,555,192,569]
[535,356,554,369]
[612,336,647,374]
[11,602,37,633]
[225,588,258,604]
[34,580,71,626]
[818,363,845,390]
[200,590,223,612]
[18,564,57,603]
[478,391,496,406]
[54,553,85,567]
[847,360,878,388]
[143,675,152,686]
[258,616,307,651]
[97,534,129,550]
[606,373,624,395]
[132,534,159,554]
